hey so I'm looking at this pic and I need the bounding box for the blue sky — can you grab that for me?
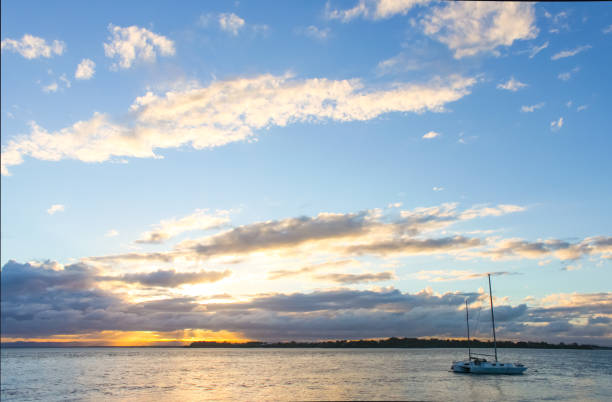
[1,1,611,345]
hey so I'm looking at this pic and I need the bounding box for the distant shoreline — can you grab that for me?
[3,337,611,349]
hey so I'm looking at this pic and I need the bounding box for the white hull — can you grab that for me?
[451,359,526,375]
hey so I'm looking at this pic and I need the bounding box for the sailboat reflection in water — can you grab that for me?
[451,274,527,375]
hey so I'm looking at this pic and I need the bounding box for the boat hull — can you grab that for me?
[451,360,526,375]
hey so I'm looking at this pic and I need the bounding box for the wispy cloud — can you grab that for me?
[1,34,65,59]
[415,270,518,282]
[104,24,175,69]
[604,24,612,34]
[1,73,476,175]
[521,102,544,113]
[497,77,527,92]
[326,0,430,22]
[528,41,548,58]
[268,260,361,280]
[558,67,580,81]
[105,229,119,237]
[136,209,231,244]
[47,204,65,215]
[550,117,564,131]
[296,25,331,41]
[551,45,591,61]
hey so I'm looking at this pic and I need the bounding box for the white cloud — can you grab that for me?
[528,41,548,58]
[497,77,527,92]
[1,34,65,59]
[551,45,591,61]
[47,204,65,215]
[104,24,175,69]
[520,102,544,113]
[105,229,119,237]
[550,117,564,131]
[327,0,430,22]
[422,2,537,58]
[218,13,245,36]
[59,74,71,88]
[136,209,231,244]
[577,105,588,112]
[422,131,439,139]
[42,82,59,93]
[75,59,95,80]
[432,187,444,192]
[557,67,580,81]
[1,73,476,175]
[298,26,331,41]
[604,24,612,34]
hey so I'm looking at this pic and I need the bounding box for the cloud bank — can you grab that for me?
[1,73,476,175]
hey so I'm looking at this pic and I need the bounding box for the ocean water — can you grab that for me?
[1,348,611,401]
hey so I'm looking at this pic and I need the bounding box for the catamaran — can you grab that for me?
[451,274,527,374]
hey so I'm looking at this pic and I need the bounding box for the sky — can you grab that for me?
[1,1,611,346]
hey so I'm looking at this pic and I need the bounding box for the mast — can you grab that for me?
[465,299,471,360]
[488,273,498,362]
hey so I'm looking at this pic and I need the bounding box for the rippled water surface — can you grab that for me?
[2,348,611,401]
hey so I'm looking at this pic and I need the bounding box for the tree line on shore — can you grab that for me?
[189,337,608,349]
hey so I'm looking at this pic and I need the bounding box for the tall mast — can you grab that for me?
[488,273,498,362]
[465,299,471,360]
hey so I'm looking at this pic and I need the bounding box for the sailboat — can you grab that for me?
[451,274,527,374]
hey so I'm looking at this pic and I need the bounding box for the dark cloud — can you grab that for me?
[344,236,481,256]
[189,211,372,257]
[2,261,610,345]
[109,268,231,287]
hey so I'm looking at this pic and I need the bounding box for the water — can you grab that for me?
[2,348,611,401]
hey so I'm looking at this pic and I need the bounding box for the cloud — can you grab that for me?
[104,24,175,69]
[326,0,430,22]
[604,24,612,34]
[136,209,231,244]
[1,73,476,175]
[75,59,95,80]
[108,268,232,287]
[557,67,580,82]
[268,259,361,280]
[482,236,612,261]
[528,41,548,58]
[497,77,527,92]
[415,270,518,282]
[577,105,588,112]
[1,34,65,59]
[47,204,65,215]
[432,187,443,192]
[422,2,537,58]
[218,13,245,36]
[296,25,331,41]
[312,271,396,284]
[551,45,591,61]
[550,117,564,131]
[105,229,119,237]
[3,260,610,345]
[88,203,523,266]
[42,82,59,93]
[521,102,544,113]
[422,131,439,139]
